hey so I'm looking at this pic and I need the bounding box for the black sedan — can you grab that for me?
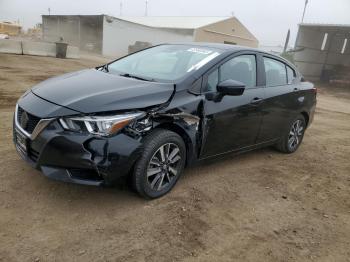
[13,43,316,198]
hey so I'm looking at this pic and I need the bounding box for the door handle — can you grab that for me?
[250,97,263,105]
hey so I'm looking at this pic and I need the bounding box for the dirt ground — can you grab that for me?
[0,53,349,262]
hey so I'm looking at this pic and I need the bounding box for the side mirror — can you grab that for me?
[217,79,245,96]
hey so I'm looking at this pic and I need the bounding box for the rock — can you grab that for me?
[282,195,288,199]
[78,250,86,255]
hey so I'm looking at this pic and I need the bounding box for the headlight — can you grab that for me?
[59,112,144,136]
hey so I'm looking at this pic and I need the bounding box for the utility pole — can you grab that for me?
[283,29,291,53]
[145,0,148,16]
[120,2,123,16]
[301,0,309,23]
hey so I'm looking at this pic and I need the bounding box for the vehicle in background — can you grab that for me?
[0,33,9,39]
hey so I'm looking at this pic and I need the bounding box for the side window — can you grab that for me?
[263,57,287,87]
[286,66,296,84]
[206,69,219,92]
[220,55,256,88]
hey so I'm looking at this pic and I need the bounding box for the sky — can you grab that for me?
[0,0,349,46]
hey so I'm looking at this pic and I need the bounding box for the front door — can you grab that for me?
[200,54,264,158]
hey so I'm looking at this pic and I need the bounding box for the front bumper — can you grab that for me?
[13,117,143,186]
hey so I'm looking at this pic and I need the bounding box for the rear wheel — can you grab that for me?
[275,115,306,153]
[132,129,186,199]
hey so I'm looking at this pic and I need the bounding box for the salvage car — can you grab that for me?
[13,43,316,198]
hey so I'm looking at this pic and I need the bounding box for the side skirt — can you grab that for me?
[197,138,280,162]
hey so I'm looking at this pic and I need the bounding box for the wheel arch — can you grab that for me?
[300,111,309,127]
[153,122,195,166]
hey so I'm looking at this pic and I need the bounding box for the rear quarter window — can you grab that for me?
[286,66,296,84]
[263,57,287,87]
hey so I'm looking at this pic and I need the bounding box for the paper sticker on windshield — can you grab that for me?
[187,48,213,55]
[187,52,220,72]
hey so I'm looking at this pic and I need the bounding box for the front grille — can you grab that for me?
[28,147,40,162]
[17,107,41,134]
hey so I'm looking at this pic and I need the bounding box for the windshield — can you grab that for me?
[107,45,222,81]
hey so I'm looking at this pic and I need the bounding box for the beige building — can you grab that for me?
[0,21,22,36]
[119,16,259,47]
[42,15,258,57]
[194,17,258,47]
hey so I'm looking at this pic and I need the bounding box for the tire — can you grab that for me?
[275,115,306,154]
[132,129,186,199]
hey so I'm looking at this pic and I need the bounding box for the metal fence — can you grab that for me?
[294,24,350,81]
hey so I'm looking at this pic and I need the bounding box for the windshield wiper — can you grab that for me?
[97,64,109,72]
[119,73,155,82]
[102,64,109,72]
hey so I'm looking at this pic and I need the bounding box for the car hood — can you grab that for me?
[31,69,175,114]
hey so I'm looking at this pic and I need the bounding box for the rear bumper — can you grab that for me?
[307,101,316,128]
[13,119,143,186]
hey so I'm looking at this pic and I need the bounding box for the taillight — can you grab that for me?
[312,86,317,95]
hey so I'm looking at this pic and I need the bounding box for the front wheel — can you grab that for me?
[275,115,306,153]
[132,129,186,199]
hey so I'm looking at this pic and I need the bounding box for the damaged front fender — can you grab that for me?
[125,90,204,165]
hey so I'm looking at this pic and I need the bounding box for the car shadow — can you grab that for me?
[21,146,278,208]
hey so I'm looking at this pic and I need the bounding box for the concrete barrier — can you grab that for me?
[0,39,79,59]
[22,41,56,57]
[66,45,79,59]
[0,39,22,54]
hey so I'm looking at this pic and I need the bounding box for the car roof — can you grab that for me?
[163,42,259,52]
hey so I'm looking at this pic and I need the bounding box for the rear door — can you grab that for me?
[256,55,299,142]
[200,52,265,158]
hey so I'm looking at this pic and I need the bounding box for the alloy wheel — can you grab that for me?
[147,143,182,191]
[288,119,304,151]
